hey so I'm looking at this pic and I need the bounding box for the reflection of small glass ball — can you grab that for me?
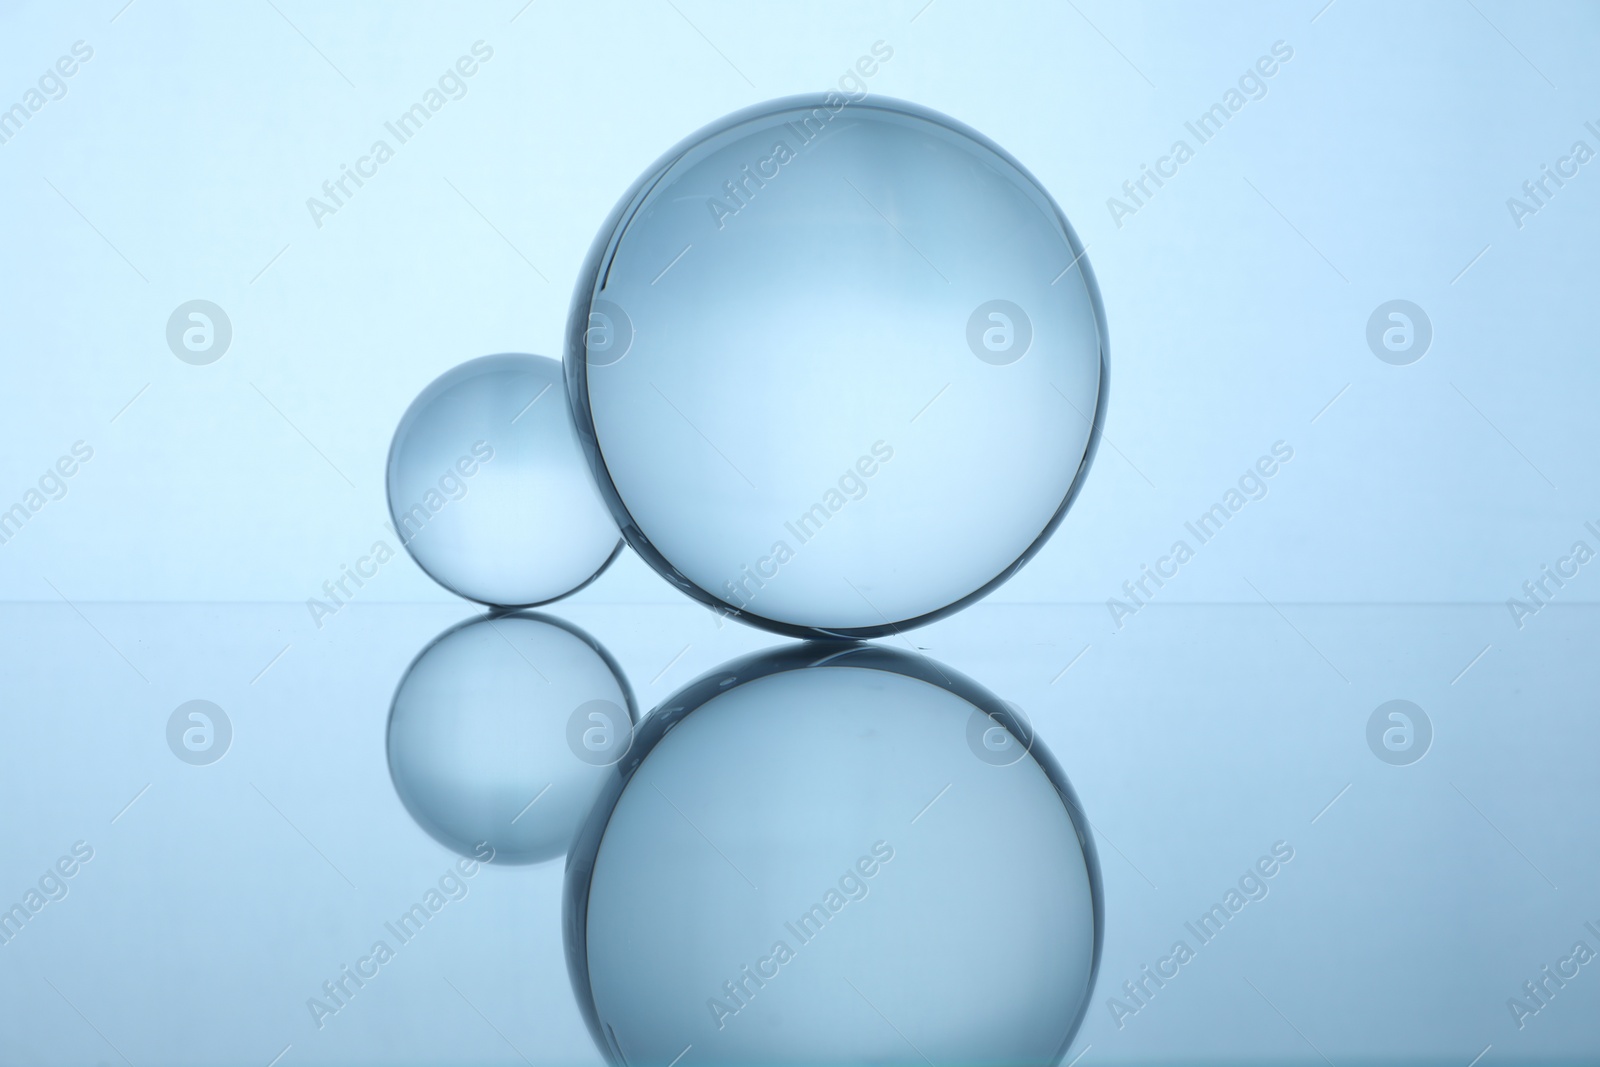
[387,353,622,608]
[388,612,635,865]
[567,95,1106,638]
[567,644,1101,1065]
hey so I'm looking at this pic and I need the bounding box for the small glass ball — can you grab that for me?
[388,353,622,608]
[567,95,1106,637]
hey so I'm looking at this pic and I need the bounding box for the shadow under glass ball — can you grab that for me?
[565,643,1102,1067]
[387,353,623,609]
[387,611,637,865]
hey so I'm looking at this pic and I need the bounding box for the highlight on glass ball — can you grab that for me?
[387,352,623,608]
[388,612,637,865]
[566,643,1101,1066]
[566,94,1106,638]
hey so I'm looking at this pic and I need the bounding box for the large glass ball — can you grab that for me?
[566,643,1102,1065]
[566,95,1106,637]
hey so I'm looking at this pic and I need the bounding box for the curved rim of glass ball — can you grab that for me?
[561,640,1105,1058]
[386,609,640,866]
[564,94,1109,640]
[386,352,627,611]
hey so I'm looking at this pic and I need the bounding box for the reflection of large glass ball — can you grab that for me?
[566,644,1101,1066]
[387,353,622,608]
[566,95,1106,639]
[388,612,635,865]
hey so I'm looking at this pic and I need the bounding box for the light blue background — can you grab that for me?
[1,1,1598,1065]
[2,0,1597,611]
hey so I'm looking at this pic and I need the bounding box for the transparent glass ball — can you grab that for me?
[388,612,636,865]
[388,353,622,608]
[566,643,1102,1065]
[566,95,1106,637]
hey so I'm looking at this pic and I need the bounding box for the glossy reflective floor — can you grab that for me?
[0,600,1595,1066]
